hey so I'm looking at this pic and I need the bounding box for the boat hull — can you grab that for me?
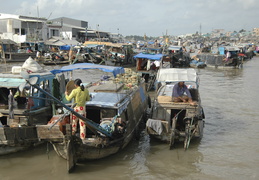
[0,126,40,155]
[52,140,122,160]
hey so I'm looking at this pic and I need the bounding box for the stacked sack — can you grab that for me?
[113,68,140,89]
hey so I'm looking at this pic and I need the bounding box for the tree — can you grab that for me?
[239,29,246,33]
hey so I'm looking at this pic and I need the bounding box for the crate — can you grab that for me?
[11,66,22,74]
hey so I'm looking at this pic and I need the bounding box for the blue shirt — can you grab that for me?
[172,83,191,98]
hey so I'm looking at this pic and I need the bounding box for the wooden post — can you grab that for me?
[65,124,76,173]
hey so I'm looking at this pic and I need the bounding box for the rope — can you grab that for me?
[46,142,50,159]
[185,117,194,150]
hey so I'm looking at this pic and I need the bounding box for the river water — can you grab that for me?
[0,57,259,180]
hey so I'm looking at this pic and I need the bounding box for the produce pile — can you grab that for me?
[113,68,141,89]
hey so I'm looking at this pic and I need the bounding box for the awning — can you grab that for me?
[156,68,198,83]
[133,53,164,60]
[167,46,182,51]
[50,63,125,77]
[0,77,25,88]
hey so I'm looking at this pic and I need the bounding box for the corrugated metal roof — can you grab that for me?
[0,39,17,44]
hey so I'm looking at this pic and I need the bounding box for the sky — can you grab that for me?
[0,0,258,37]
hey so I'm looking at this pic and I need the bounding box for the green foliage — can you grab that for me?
[125,35,159,41]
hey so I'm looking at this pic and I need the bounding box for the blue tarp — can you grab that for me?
[133,53,164,60]
[50,63,125,77]
[60,45,71,50]
[218,47,225,55]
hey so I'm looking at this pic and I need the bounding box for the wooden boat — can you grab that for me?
[146,68,205,150]
[35,63,150,172]
[165,45,191,68]
[43,60,70,65]
[83,41,135,65]
[196,46,248,69]
[0,68,56,155]
[134,53,165,91]
[189,59,207,68]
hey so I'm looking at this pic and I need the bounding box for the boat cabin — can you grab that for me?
[0,71,55,127]
[134,53,164,82]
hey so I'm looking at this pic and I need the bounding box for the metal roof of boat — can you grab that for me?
[167,46,182,51]
[50,63,125,77]
[156,68,198,83]
[133,53,164,60]
[86,92,129,108]
[0,77,25,88]
[0,72,55,88]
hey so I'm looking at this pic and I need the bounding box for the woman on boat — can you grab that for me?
[65,79,90,140]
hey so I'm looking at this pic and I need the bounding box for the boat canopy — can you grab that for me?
[224,46,240,51]
[84,44,103,48]
[0,77,25,88]
[50,63,125,77]
[167,46,182,51]
[133,53,164,60]
[156,68,198,83]
[0,72,54,89]
[60,45,71,51]
[83,41,126,47]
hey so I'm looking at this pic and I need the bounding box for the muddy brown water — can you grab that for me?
[0,58,259,180]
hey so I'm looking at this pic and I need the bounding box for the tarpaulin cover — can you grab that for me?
[60,45,71,50]
[156,68,197,83]
[167,46,182,51]
[50,63,125,77]
[133,53,164,60]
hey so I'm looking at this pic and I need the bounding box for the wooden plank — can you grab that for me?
[131,90,141,112]
[36,125,64,140]
[0,127,6,141]
[67,140,76,173]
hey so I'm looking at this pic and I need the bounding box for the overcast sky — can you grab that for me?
[0,0,258,37]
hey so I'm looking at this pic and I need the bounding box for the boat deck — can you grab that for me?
[156,96,198,109]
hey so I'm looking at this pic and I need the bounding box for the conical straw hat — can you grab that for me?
[66,80,75,95]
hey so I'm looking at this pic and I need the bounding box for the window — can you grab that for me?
[21,29,25,35]
[14,28,19,34]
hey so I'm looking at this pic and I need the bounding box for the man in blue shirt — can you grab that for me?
[172,81,194,104]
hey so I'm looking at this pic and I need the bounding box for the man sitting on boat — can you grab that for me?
[172,81,196,105]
